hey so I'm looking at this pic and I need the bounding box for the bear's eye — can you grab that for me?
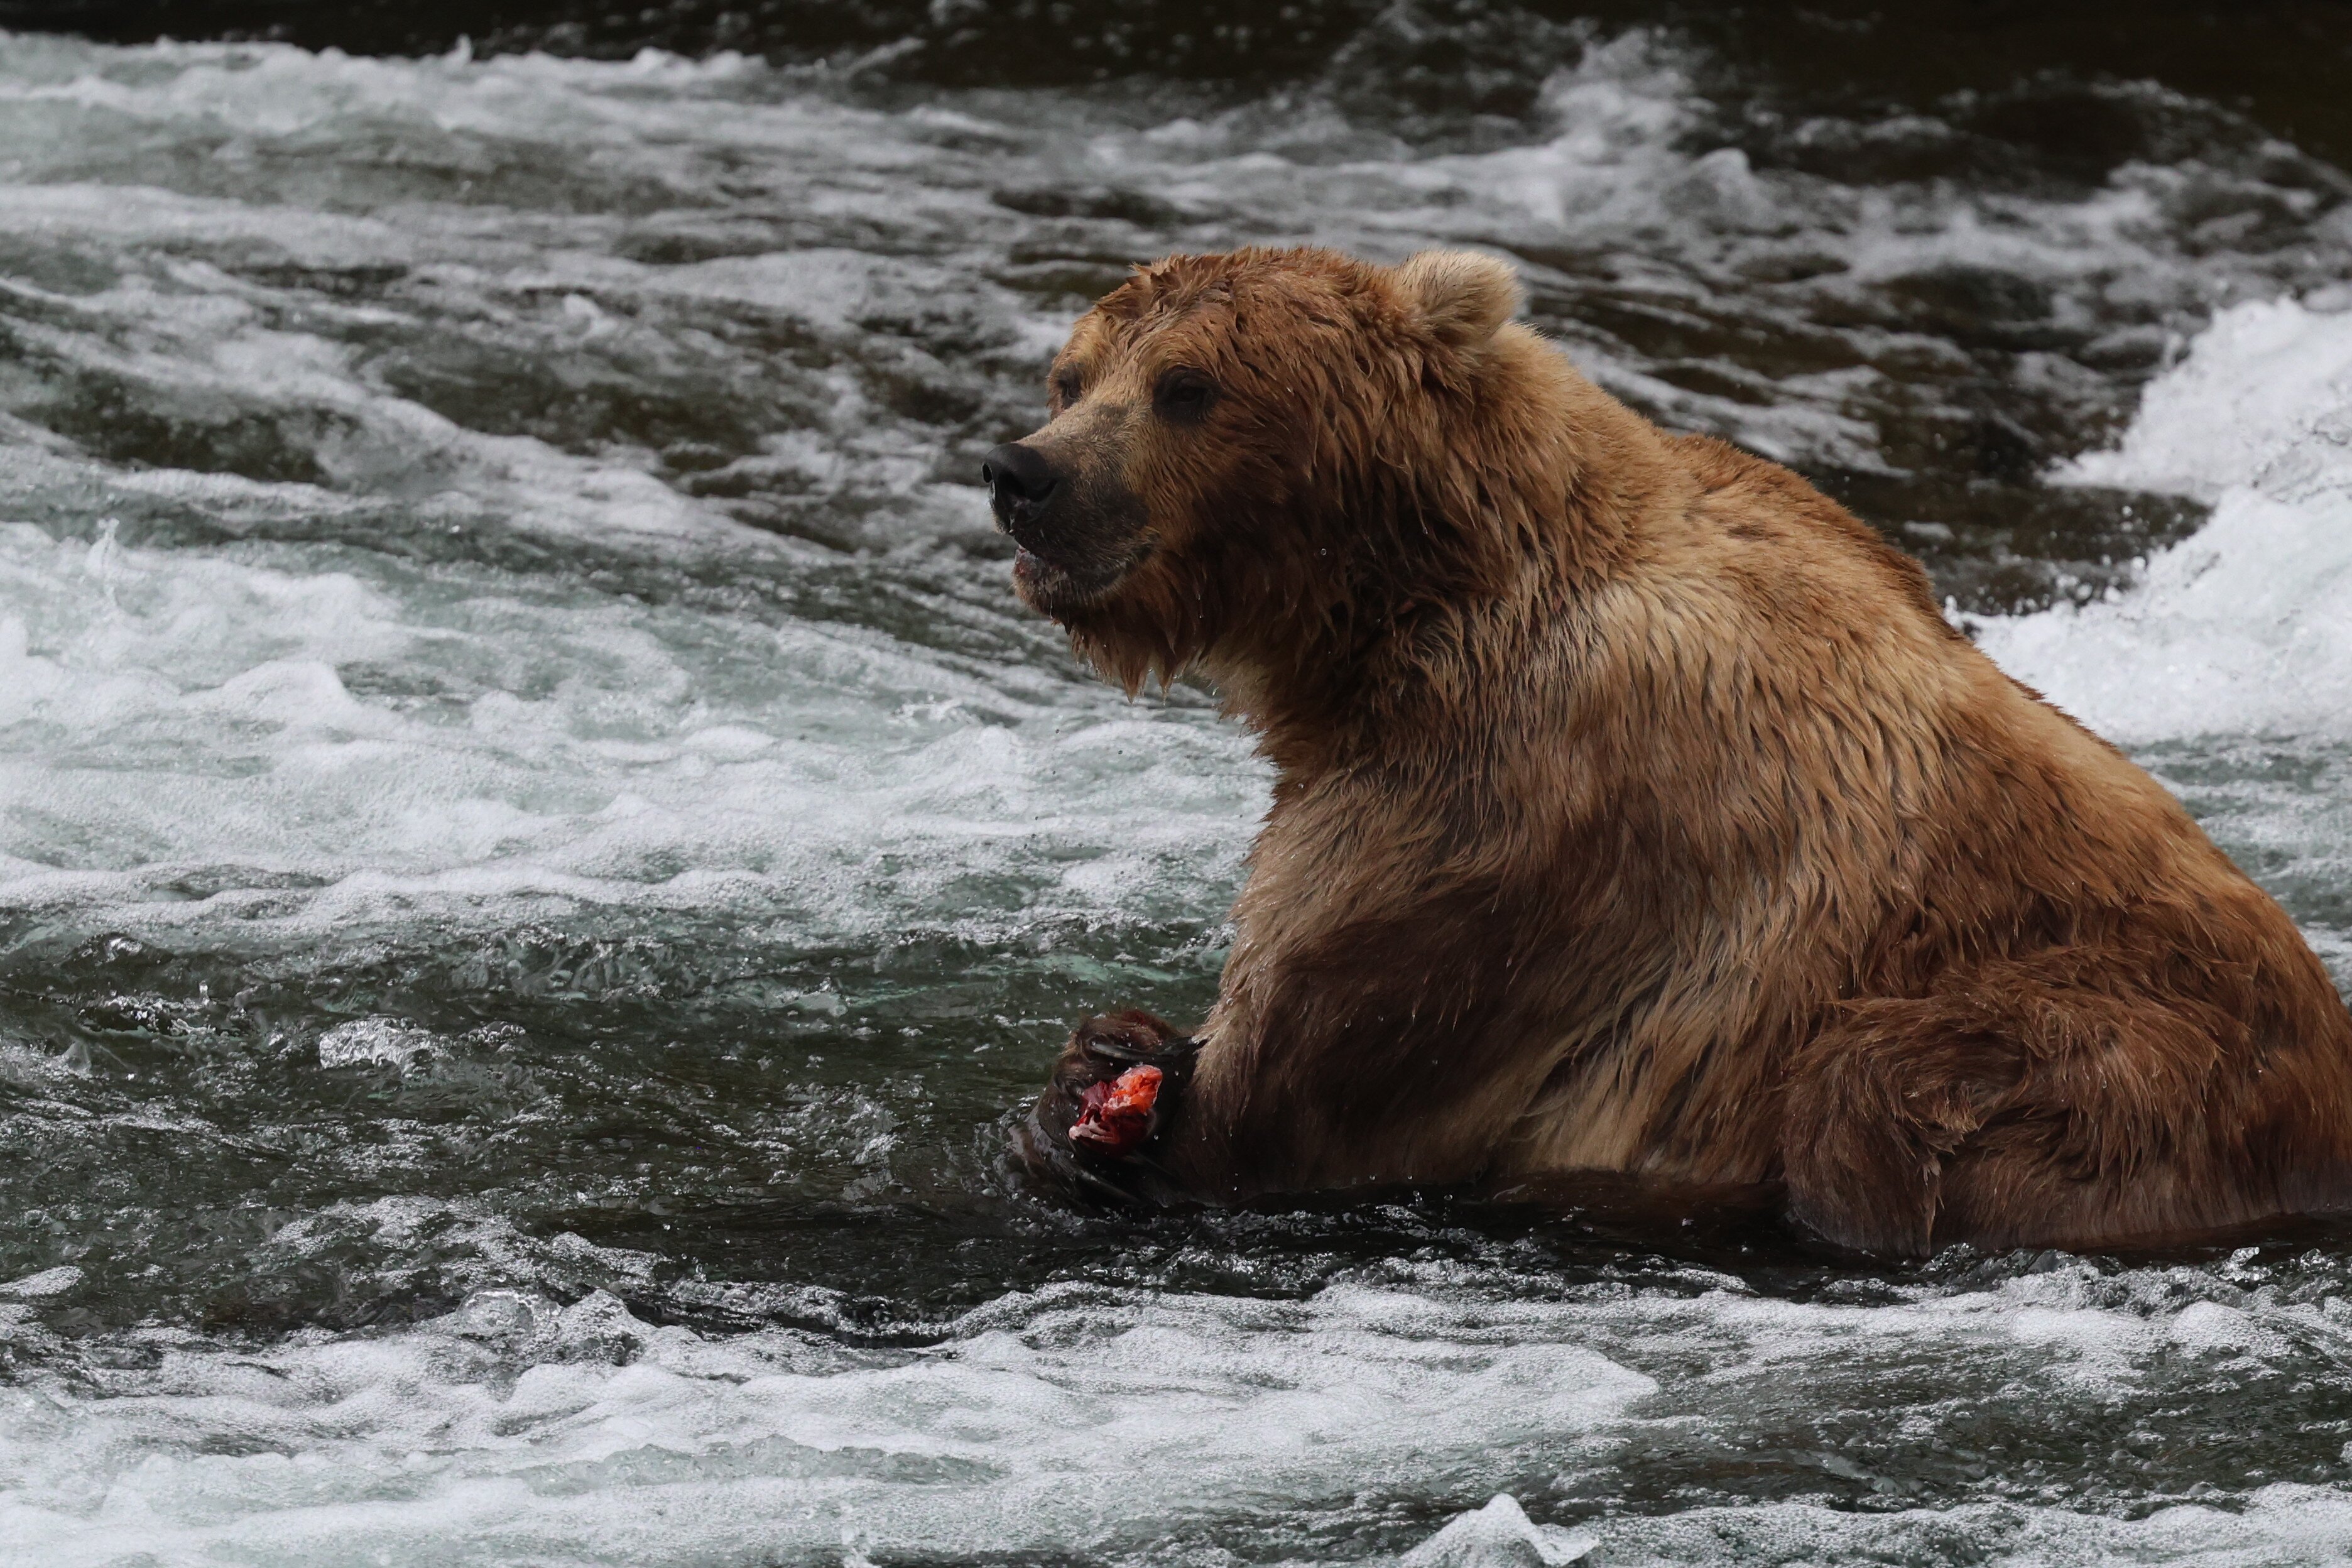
[1154,368,1218,423]
[1050,368,1084,409]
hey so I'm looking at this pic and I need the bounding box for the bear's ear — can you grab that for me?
[1396,249,1522,351]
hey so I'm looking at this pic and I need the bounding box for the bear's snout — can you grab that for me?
[984,432,1152,615]
[982,443,1063,532]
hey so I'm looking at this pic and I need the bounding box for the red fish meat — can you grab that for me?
[1070,1064,1162,1157]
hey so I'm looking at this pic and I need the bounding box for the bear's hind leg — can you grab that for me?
[1778,980,2272,1256]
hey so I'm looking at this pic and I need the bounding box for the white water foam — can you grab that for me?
[10,1252,2352,1565]
[1598,1489,2352,1566]
[0,1279,1653,1567]
[0,520,1260,952]
[1979,297,2352,744]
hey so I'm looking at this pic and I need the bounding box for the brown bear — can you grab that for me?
[979,244,2352,1256]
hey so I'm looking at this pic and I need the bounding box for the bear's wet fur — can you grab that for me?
[990,244,2352,1256]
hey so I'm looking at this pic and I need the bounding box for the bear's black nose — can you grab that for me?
[981,442,1062,528]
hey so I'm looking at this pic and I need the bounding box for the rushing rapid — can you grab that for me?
[3,9,2351,1563]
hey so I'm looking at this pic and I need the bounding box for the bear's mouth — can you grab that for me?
[1011,544,1056,587]
[1010,538,1146,612]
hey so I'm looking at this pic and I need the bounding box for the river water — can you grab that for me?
[3,6,2352,1564]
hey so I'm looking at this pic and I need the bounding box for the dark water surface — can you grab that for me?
[3,4,2352,1563]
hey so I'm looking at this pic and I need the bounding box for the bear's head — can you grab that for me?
[981,246,1529,694]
